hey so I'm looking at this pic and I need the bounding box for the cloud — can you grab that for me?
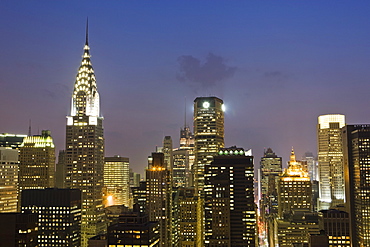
[177,53,237,89]
[264,71,283,77]
[41,83,69,98]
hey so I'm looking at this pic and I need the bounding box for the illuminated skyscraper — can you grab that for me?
[193,96,224,193]
[0,147,19,212]
[343,124,370,246]
[0,133,27,149]
[193,96,224,246]
[278,149,312,218]
[259,148,282,215]
[204,147,256,246]
[65,26,105,246]
[177,187,197,246]
[19,130,55,192]
[317,114,345,210]
[103,156,130,207]
[146,153,172,246]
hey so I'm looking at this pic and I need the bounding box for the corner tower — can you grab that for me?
[65,23,105,246]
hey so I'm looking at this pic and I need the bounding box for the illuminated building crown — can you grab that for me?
[70,22,100,117]
[283,148,309,178]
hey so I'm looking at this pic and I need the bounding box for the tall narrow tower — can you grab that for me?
[65,24,105,246]
[317,114,345,210]
[193,96,224,193]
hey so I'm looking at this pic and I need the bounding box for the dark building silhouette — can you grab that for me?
[204,147,256,246]
[320,209,350,246]
[343,124,370,246]
[21,188,81,247]
[107,211,160,246]
[0,212,38,247]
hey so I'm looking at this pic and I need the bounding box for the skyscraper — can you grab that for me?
[65,26,105,246]
[146,153,172,246]
[204,147,256,246]
[317,114,345,210]
[278,149,312,218]
[343,124,370,246]
[259,148,282,214]
[0,147,19,212]
[104,156,130,207]
[21,188,82,247]
[19,130,55,192]
[193,96,224,193]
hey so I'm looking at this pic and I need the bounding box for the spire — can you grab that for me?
[85,17,89,46]
[290,147,296,162]
[70,23,100,117]
[28,119,31,136]
[184,97,187,128]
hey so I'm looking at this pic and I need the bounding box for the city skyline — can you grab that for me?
[2,2,370,173]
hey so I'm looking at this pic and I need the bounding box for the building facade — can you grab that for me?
[21,188,81,247]
[64,29,105,246]
[278,149,312,218]
[104,156,130,207]
[343,124,370,246]
[0,147,19,212]
[146,153,172,246]
[0,212,38,247]
[19,130,55,193]
[193,96,224,193]
[204,147,256,247]
[317,114,345,210]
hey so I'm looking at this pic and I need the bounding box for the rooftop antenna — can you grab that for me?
[28,119,31,136]
[184,97,187,128]
[85,17,89,46]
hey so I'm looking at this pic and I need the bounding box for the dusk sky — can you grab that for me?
[2,1,370,174]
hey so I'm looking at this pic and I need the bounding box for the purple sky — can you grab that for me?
[1,1,370,174]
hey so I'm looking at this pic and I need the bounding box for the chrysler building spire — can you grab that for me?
[70,20,100,117]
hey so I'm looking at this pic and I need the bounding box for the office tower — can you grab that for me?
[177,187,198,246]
[55,150,66,188]
[65,27,105,246]
[278,149,312,218]
[320,209,350,247]
[302,152,317,181]
[193,96,224,192]
[172,149,191,187]
[273,210,322,247]
[146,153,172,246]
[163,136,173,169]
[0,133,27,149]
[107,211,160,247]
[259,148,282,215]
[0,212,38,247]
[318,114,345,210]
[132,181,147,214]
[204,147,256,247]
[180,125,195,186]
[19,130,55,192]
[129,169,141,188]
[180,125,195,150]
[104,156,130,207]
[21,188,82,247]
[0,148,19,212]
[343,124,370,246]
